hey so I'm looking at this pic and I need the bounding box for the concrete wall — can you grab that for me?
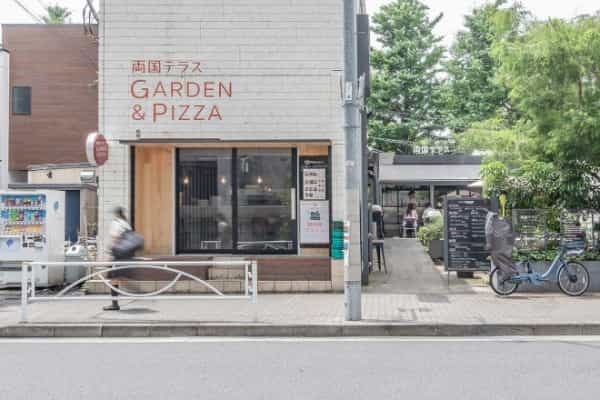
[80,188,98,238]
[100,0,344,142]
[28,166,96,185]
[0,49,8,190]
[98,0,346,260]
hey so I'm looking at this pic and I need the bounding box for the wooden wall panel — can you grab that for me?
[253,257,331,281]
[4,25,98,170]
[134,146,173,255]
[298,144,329,156]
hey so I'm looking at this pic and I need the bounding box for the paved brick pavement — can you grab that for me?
[2,292,600,326]
[365,238,485,294]
[1,239,599,328]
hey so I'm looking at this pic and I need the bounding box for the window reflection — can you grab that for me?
[237,149,294,252]
[176,148,297,253]
[178,149,233,251]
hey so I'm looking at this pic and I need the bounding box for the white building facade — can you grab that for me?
[0,49,9,190]
[98,0,347,289]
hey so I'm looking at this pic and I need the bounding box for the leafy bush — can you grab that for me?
[481,159,600,212]
[514,248,600,262]
[417,217,444,247]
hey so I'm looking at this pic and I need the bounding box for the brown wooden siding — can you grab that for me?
[119,265,211,281]
[3,25,98,170]
[119,255,330,281]
[253,257,331,281]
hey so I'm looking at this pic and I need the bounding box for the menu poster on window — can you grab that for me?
[300,201,329,244]
[300,156,329,201]
[303,168,327,200]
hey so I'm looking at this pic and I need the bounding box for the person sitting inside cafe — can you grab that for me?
[422,202,442,224]
[403,203,418,237]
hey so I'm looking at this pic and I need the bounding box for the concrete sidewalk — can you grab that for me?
[2,239,599,337]
[3,292,600,337]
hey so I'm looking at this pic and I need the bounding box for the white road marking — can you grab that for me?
[1,336,600,344]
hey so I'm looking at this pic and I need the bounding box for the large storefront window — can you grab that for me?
[237,149,295,252]
[177,149,233,252]
[176,148,296,254]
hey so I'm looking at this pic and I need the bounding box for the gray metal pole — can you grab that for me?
[343,0,362,321]
[357,13,370,286]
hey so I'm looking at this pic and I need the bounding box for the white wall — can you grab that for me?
[98,0,346,256]
[100,0,344,142]
[0,49,9,190]
[28,166,96,185]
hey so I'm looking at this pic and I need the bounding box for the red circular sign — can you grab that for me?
[86,132,109,166]
[94,135,109,166]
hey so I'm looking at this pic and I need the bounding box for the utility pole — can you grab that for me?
[343,0,362,321]
[357,10,370,286]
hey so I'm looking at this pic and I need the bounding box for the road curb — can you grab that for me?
[2,323,600,338]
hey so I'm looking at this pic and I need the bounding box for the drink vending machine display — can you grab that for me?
[0,191,66,287]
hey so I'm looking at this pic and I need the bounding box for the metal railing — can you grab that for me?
[20,260,258,323]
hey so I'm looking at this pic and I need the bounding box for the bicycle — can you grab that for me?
[489,241,590,296]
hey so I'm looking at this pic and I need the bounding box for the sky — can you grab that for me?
[1,0,599,47]
[367,0,599,46]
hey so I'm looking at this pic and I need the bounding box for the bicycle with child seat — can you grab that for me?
[490,240,590,296]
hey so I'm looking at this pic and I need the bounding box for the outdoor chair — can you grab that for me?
[372,237,388,273]
[371,213,388,274]
[402,218,418,238]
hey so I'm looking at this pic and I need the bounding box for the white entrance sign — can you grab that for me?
[300,201,329,244]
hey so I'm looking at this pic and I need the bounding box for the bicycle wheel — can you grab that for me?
[557,262,590,296]
[490,268,519,296]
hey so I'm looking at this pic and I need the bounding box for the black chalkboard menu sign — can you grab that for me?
[444,197,491,272]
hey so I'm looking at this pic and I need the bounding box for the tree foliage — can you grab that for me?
[368,0,600,210]
[455,118,533,169]
[41,4,72,24]
[443,1,526,132]
[452,7,600,210]
[481,160,600,210]
[369,0,445,151]
[493,16,600,166]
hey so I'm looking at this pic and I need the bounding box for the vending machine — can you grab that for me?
[0,190,65,287]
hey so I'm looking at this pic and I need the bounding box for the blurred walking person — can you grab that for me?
[103,207,133,311]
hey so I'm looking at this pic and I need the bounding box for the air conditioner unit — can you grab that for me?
[80,170,96,184]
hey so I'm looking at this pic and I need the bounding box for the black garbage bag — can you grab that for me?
[485,212,518,275]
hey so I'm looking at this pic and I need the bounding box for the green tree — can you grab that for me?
[493,16,600,167]
[41,4,72,24]
[455,118,533,169]
[482,159,600,210]
[369,0,445,151]
[444,1,527,132]
[457,13,600,211]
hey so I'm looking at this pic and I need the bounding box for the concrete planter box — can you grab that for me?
[428,240,444,260]
[517,261,600,293]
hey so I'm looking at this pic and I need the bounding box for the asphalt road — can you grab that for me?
[1,337,600,400]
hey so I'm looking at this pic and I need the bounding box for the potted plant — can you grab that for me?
[417,217,444,260]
